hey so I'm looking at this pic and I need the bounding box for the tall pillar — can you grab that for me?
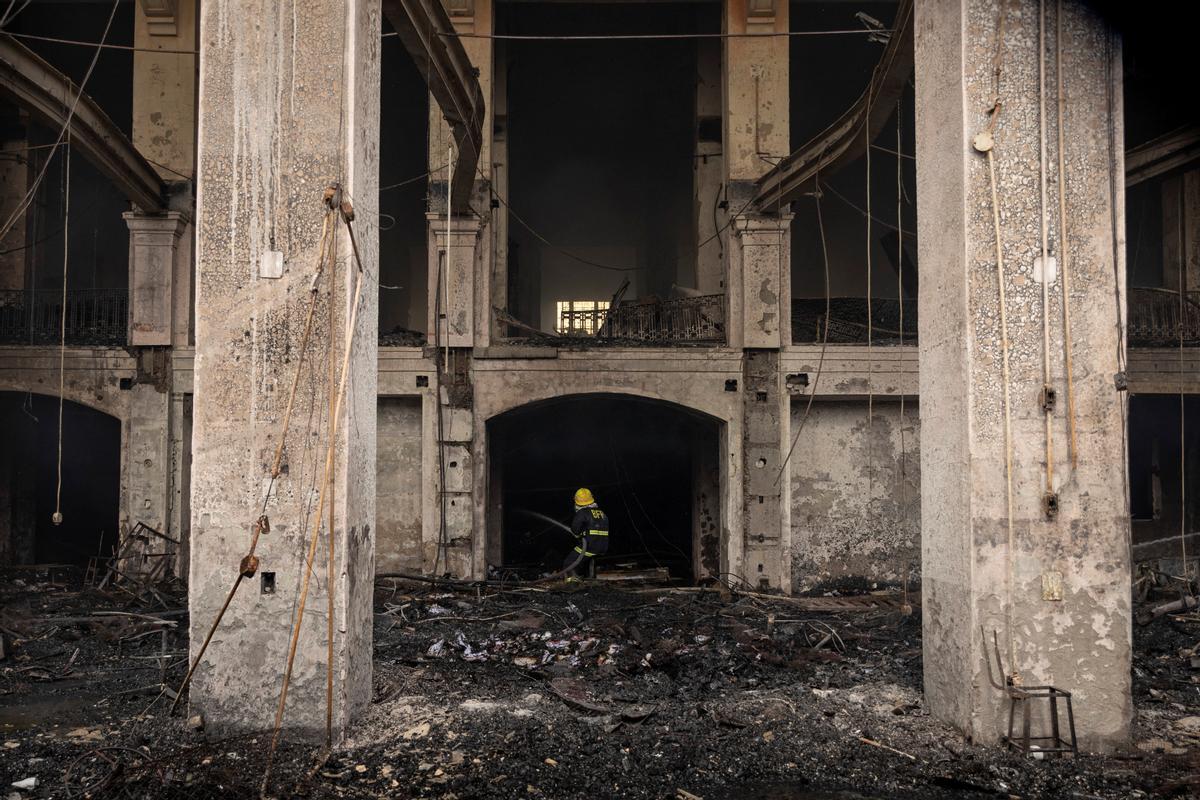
[426,214,481,577]
[722,0,789,188]
[693,36,724,294]
[724,2,792,591]
[915,0,1130,747]
[1162,169,1200,294]
[190,0,379,736]
[132,0,197,183]
[122,212,188,570]
[0,108,29,289]
[125,212,188,346]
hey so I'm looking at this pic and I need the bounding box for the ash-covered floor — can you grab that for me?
[1,568,1197,798]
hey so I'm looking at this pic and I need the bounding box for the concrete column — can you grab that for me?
[124,212,188,346]
[741,348,790,590]
[132,0,197,182]
[0,440,12,565]
[694,37,724,294]
[729,214,792,349]
[190,0,379,736]
[0,109,29,290]
[722,0,789,184]
[1162,170,1200,293]
[915,0,1130,747]
[125,378,172,553]
[491,40,509,339]
[440,371,474,578]
[427,215,484,348]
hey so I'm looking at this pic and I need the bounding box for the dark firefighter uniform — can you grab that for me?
[563,487,609,580]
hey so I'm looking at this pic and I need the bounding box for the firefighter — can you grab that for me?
[563,487,609,583]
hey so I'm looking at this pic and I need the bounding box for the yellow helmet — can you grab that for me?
[574,487,595,507]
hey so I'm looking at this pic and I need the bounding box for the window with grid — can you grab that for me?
[556,299,611,335]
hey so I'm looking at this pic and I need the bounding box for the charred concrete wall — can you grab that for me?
[790,399,920,593]
[376,397,424,574]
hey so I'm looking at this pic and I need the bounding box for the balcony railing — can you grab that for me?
[792,297,918,344]
[0,288,128,346]
[559,294,725,344]
[1128,287,1200,347]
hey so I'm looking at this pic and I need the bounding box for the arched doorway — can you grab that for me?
[486,393,722,582]
[0,391,120,566]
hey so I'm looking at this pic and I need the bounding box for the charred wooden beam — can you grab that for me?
[0,34,166,214]
[750,0,913,212]
[383,0,484,214]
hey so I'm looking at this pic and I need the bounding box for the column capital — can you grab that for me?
[125,211,189,347]
[123,209,190,237]
[732,212,794,237]
[425,213,484,245]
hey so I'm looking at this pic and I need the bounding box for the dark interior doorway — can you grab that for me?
[1129,394,1200,541]
[488,394,720,581]
[0,392,120,566]
[378,14,432,344]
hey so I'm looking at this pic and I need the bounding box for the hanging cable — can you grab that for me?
[1037,0,1056,511]
[264,196,367,793]
[0,0,120,244]
[170,209,335,716]
[896,99,911,613]
[324,209,338,748]
[865,97,876,546]
[974,0,1020,682]
[777,165,832,484]
[436,29,894,42]
[2,30,197,54]
[1179,178,1190,577]
[51,134,70,527]
[1055,0,1079,471]
[819,180,916,238]
[431,141,453,579]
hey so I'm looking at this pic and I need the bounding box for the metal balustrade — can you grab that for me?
[0,288,128,346]
[558,294,725,343]
[1127,287,1200,347]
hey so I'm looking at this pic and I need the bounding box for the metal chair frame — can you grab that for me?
[982,628,1078,758]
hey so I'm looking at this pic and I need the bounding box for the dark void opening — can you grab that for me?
[378,14,431,346]
[1129,395,1200,541]
[0,392,120,566]
[488,394,720,581]
[1,3,136,346]
[499,2,709,332]
[788,1,918,345]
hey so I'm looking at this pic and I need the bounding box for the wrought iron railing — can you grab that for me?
[1128,287,1200,347]
[792,297,918,344]
[0,288,128,346]
[559,294,725,343]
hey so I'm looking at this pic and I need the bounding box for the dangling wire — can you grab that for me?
[325,205,338,747]
[1037,0,1056,505]
[896,99,910,612]
[431,139,453,579]
[983,0,1019,682]
[1179,177,1190,578]
[865,98,876,546]
[52,133,71,527]
[264,197,368,793]
[1055,0,1079,471]
[777,163,832,484]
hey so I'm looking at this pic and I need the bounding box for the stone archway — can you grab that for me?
[483,392,726,583]
[0,391,122,566]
